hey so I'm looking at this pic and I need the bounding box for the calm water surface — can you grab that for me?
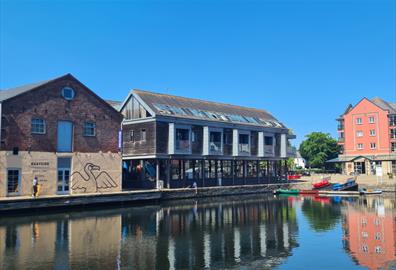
[0,194,395,270]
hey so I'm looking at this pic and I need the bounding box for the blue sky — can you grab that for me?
[1,0,395,146]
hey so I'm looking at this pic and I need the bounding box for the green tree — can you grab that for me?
[299,132,340,169]
[301,200,341,232]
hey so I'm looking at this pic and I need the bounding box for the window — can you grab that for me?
[368,116,375,123]
[239,133,250,153]
[362,245,368,253]
[370,142,376,149]
[222,160,232,179]
[209,131,222,153]
[83,122,96,136]
[7,169,20,195]
[175,128,190,152]
[357,143,364,150]
[356,131,363,137]
[370,129,376,136]
[247,161,257,178]
[362,232,368,238]
[31,118,46,134]
[390,115,396,126]
[141,129,146,141]
[224,132,232,145]
[356,118,363,125]
[235,160,244,178]
[264,136,273,145]
[391,129,396,139]
[375,232,381,240]
[391,142,396,152]
[61,87,75,100]
[375,246,382,254]
[130,130,135,142]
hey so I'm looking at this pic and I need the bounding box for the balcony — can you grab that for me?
[338,137,345,143]
[337,125,344,131]
[238,143,250,154]
[264,145,274,156]
[175,140,190,153]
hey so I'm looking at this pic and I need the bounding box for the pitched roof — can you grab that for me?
[371,97,396,113]
[0,74,69,102]
[132,89,286,128]
[106,100,123,110]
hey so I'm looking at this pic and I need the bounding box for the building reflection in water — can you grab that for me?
[343,197,396,270]
[0,196,299,270]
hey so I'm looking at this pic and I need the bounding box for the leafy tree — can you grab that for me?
[299,132,340,169]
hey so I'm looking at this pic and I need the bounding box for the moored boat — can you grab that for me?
[273,189,300,195]
[359,188,383,195]
[313,178,331,190]
[299,190,319,195]
[332,179,358,191]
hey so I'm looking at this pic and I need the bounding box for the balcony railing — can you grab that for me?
[264,145,274,156]
[239,143,250,154]
[338,137,345,143]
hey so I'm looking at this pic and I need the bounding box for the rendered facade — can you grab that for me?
[333,98,396,175]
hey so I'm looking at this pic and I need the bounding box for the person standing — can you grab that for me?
[32,177,39,198]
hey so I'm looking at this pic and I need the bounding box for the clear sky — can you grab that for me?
[1,0,395,146]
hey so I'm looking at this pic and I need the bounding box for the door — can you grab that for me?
[354,162,366,175]
[7,169,21,196]
[57,121,73,152]
[57,158,71,194]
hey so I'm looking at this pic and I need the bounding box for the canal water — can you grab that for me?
[0,194,395,270]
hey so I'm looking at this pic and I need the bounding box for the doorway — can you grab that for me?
[57,158,71,194]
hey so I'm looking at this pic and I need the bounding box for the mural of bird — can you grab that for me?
[71,163,118,193]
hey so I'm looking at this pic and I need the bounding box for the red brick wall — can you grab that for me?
[1,74,122,153]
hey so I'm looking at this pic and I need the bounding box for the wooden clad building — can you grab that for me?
[0,74,123,197]
[120,90,295,189]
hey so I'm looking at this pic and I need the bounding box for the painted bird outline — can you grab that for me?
[71,163,118,193]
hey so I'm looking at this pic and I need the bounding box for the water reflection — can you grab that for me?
[342,197,396,270]
[0,195,395,270]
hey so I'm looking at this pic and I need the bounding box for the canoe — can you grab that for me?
[360,189,382,195]
[274,189,300,195]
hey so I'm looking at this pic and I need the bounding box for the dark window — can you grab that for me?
[31,118,46,134]
[235,160,244,178]
[7,169,20,195]
[224,133,232,144]
[264,136,273,145]
[209,131,222,153]
[141,129,146,141]
[61,87,75,100]
[175,128,190,152]
[239,134,249,153]
[83,122,96,136]
[130,130,135,142]
[204,160,217,179]
[247,161,257,178]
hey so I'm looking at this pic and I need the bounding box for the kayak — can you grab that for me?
[274,189,300,195]
[318,190,360,196]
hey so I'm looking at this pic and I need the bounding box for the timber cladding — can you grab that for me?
[122,121,156,155]
[0,74,122,153]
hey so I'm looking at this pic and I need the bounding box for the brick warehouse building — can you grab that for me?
[0,74,123,197]
[329,97,396,175]
[120,90,295,189]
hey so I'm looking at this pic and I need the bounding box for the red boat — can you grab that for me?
[287,171,302,180]
[313,179,331,189]
[300,190,319,195]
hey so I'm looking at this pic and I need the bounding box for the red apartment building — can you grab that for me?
[332,97,396,175]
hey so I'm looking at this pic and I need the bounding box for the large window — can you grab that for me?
[356,118,363,125]
[222,160,232,179]
[31,118,46,134]
[204,160,217,179]
[171,160,182,180]
[239,133,250,154]
[209,131,222,154]
[368,116,375,123]
[7,169,20,195]
[235,160,244,178]
[83,122,96,136]
[247,161,257,178]
[356,131,363,137]
[175,128,190,152]
[370,143,376,149]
